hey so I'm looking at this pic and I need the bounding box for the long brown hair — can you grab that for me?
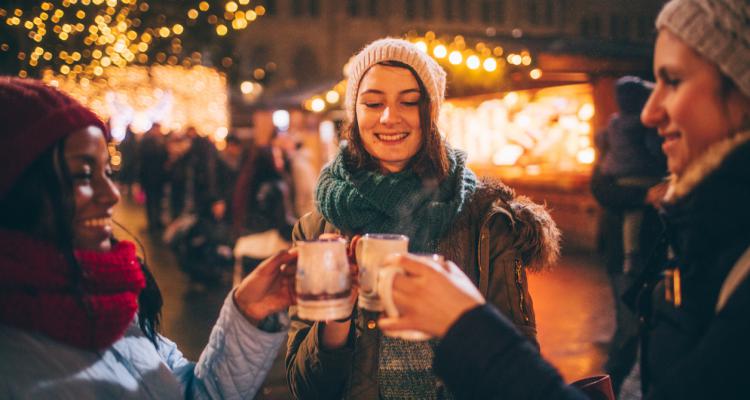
[342,60,450,180]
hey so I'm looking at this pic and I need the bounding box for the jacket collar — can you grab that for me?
[665,130,750,204]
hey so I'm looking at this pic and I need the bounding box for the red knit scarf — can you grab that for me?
[0,230,145,351]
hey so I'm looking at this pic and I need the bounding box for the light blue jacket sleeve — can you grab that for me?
[158,291,289,399]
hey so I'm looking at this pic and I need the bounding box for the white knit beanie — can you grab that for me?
[345,38,447,123]
[656,0,750,97]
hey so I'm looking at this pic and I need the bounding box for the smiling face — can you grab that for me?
[641,29,750,177]
[64,126,120,251]
[355,64,424,174]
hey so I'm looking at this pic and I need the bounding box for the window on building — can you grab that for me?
[591,15,602,37]
[528,1,539,25]
[444,0,453,21]
[309,0,320,16]
[292,0,303,16]
[637,15,652,40]
[482,0,505,23]
[406,0,416,20]
[256,0,276,16]
[368,0,378,17]
[610,14,630,40]
[421,0,433,19]
[292,46,321,85]
[545,0,554,25]
[348,0,360,17]
[459,0,470,21]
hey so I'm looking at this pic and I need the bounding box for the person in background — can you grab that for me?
[592,75,668,394]
[115,124,139,200]
[379,1,750,398]
[285,38,560,399]
[0,77,297,399]
[232,144,297,275]
[138,122,168,231]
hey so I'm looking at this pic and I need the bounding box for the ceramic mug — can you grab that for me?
[377,253,445,341]
[295,238,352,321]
[355,233,409,311]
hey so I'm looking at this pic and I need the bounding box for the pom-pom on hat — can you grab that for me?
[345,38,447,123]
[0,77,108,198]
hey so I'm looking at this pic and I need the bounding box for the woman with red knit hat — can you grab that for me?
[0,77,297,398]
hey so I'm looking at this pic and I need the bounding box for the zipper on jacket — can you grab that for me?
[514,259,530,324]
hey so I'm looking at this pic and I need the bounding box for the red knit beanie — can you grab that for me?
[0,77,109,198]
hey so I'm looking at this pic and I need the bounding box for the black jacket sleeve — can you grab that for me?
[589,165,649,211]
[434,305,587,400]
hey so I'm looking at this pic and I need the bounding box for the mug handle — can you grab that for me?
[378,266,405,318]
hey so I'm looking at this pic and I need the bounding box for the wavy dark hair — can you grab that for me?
[343,60,450,180]
[0,138,163,348]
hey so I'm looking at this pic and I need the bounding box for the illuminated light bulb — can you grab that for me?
[577,148,596,165]
[466,55,480,70]
[522,55,532,66]
[325,90,340,104]
[159,27,170,37]
[60,65,70,74]
[503,92,519,107]
[239,0,250,4]
[253,68,265,80]
[415,41,427,53]
[188,9,198,19]
[226,1,238,12]
[311,98,326,112]
[137,42,148,52]
[579,136,591,148]
[199,1,209,12]
[492,144,525,166]
[508,54,522,65]
[101,56,111,66]
[448,51,462,65]
[245,10,257,20]
[172,24,183,34]
[433,44,447,59]
[240,81,254,94]
[529,68,542,80]
[216,24,228,36]
[578,103,595,121]
[255,6,266,15]
[483,57,497,72]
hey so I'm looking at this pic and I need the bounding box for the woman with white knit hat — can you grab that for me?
[285,38,560,399]
[369,0,750,399]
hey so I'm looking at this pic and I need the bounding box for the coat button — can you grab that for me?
[367,320,377,330]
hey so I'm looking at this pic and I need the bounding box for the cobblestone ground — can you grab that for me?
[114,195,641,399]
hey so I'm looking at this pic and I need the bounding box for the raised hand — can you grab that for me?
[233,249,297,325]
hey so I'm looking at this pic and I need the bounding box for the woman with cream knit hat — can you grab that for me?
[285,38,560,399]
[372,0,750,399]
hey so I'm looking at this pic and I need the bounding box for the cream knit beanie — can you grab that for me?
[656,0,750,97]
[345,38,447,123]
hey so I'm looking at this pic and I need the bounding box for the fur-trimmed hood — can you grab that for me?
[666,130,750,203]
[470,178,561,271]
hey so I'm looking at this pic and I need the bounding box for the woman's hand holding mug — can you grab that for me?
[377,254,485,338]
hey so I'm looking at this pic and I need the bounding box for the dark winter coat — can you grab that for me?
[432,132,750,399]
[285,179,560,399]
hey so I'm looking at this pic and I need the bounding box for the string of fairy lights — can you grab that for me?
[0,0,266,81]
[303,31,543,113]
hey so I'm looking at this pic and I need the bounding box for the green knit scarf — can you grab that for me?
[316,146,477,252]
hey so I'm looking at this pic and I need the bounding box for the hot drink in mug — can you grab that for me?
[295,239,353,321]
[355,234,409,311]
[377,254,444,341]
